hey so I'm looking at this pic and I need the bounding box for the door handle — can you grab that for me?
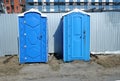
[83,31,86,39]
[37,35,42,40]
[80,36,82,38]
[40,35,42,39]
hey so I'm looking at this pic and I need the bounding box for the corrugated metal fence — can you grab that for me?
[90,12,120,54]
[0,12,120,56]
[0,14,18,56]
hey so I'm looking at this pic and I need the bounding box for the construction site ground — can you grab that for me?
[0,54,120,81]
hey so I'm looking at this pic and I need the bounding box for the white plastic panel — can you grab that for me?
[73,0,77,2]
[50,8,54,12]
[102,0,106,2]
[50,0,54,2]
[65,0,69,2]
[34,0,38,2]
[88,0,92,2]
[43,0,46,2]
[95,0,99,2]
[109,0,113,2]
[80,0,84,2]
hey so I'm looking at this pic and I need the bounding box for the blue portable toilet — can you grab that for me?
[18,9,48,64]
[62,9,90,62]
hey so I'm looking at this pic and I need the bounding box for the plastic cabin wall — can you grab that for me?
[63,12,90,62]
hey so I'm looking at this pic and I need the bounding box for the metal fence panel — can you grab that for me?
[0,12,120,56]
[90,12,120,54]
[45,13,64,54]
[0,14,18,56]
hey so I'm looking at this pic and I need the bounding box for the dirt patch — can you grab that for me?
[48,54,62,71]
[48,54,120,69]
[0,54,120,76]
[91,55,120,68]
[71,60,89,64]
[0,56,24,76]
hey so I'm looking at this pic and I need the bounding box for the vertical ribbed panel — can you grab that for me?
[90,12,120,53]
[0,14,18,56]
[44,12,120,54]
[45,13,64,54]
[0,12,120,56]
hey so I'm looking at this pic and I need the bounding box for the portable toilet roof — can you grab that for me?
[62,8,90,17]
[18,8,47,17]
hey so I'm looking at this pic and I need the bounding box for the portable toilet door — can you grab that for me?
[63,9,90,62]
[18,9,48,64]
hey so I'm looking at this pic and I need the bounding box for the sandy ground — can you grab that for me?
[0,54,120,81]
